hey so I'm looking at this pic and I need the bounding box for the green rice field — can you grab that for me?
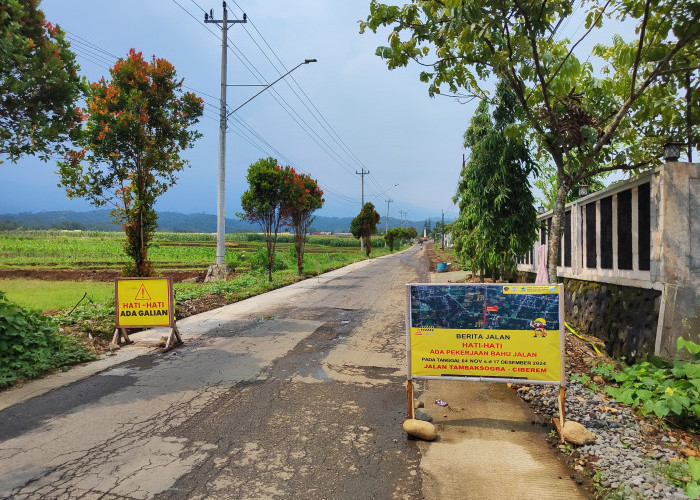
[0,230,385,270]
[0,230,396,311]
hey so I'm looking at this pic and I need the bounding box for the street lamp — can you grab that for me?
[663,142,682,163]
[206,58,317,281]
[227,59,317,118]
[578,184,589,197]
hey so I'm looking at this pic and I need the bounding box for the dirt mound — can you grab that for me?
[424,242,462,273]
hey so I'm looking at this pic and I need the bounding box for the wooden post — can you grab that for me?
[111,327,132,346]
[406,379,415,419]
[552,385,567,443]
[559,386,566,441]
[163,325,183,352]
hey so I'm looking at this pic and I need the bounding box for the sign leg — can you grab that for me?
[407,379,415,419]
[111,328,132,346]
[163,325,183,351]
[552,386,566,443]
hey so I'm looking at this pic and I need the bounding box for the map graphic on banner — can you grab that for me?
[411,284,560,331]
[408,284,563,383]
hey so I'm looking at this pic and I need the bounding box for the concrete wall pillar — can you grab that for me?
[654,162,700,357]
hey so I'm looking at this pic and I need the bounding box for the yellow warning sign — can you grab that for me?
[115,278,173,328]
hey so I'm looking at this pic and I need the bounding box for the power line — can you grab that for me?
[226,115,357,205]
[178,2,381,196]
[229,1,380,182]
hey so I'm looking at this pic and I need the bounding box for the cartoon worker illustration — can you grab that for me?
[531,318,547,338]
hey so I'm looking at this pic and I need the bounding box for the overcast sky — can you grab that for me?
[1,0,479,221]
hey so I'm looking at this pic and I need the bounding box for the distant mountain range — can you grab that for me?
[0,210,441,234]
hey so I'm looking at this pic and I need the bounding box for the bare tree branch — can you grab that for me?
[573,159,656,183]
[630,0,652,96]
[540,0,612,94]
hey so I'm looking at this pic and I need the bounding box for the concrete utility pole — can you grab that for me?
[384,198,393,245]
[399,209,408,229]
[356,168,370,207]
[441,209,445,250]
[205,2,247,281]
[356,169,369,252]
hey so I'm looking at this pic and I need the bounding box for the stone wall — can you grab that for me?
[518,272,661,361]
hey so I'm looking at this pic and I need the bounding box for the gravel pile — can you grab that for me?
[516,380,689,499]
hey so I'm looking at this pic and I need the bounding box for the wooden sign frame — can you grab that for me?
[113,277,182,351]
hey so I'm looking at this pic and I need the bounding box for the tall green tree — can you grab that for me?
[350,202,381,257]
[285,169,324,275]
[241,158,291,281]
[362,0,699,282]
[58,49,203,276]
[452,87,538,281]
[0,0,83,163]
[385,226,417,252]
[384,227,401,252]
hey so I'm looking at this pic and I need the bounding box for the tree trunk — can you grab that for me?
[295,230,304,275]
[547,177,570,284]
[266,218,274,282]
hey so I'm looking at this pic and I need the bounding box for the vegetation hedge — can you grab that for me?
[0,291,97,387]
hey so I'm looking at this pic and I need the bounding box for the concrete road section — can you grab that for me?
[0,246,587,499]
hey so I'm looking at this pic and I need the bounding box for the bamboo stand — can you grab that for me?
[111,325,182,352]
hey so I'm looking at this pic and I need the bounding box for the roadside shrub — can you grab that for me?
[225,250,245,269]
[591,338,700,432]
[247,248,294,273]
[0,291,97,387]
[56,299,116,339]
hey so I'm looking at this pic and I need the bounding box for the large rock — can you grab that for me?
[403,419,437,441]
[563,421,596,445]
[414,409,433,422]
[204,264,233,283]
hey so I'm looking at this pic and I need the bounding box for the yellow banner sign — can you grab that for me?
[410,327,561,381]
[115,278,173,328]
[407,284,564,384]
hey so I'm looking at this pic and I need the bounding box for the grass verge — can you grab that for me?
[0,279,114,311]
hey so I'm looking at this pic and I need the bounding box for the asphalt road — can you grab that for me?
[0,246,430,500]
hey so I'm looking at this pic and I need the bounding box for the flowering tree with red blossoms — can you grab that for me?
[241,158,292,281]
[0,1,83,163]
[58,49,203,276]
[284,169,324,275]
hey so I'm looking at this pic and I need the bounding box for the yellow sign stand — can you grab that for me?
[114,277,182,351]
[406,283,568,442]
